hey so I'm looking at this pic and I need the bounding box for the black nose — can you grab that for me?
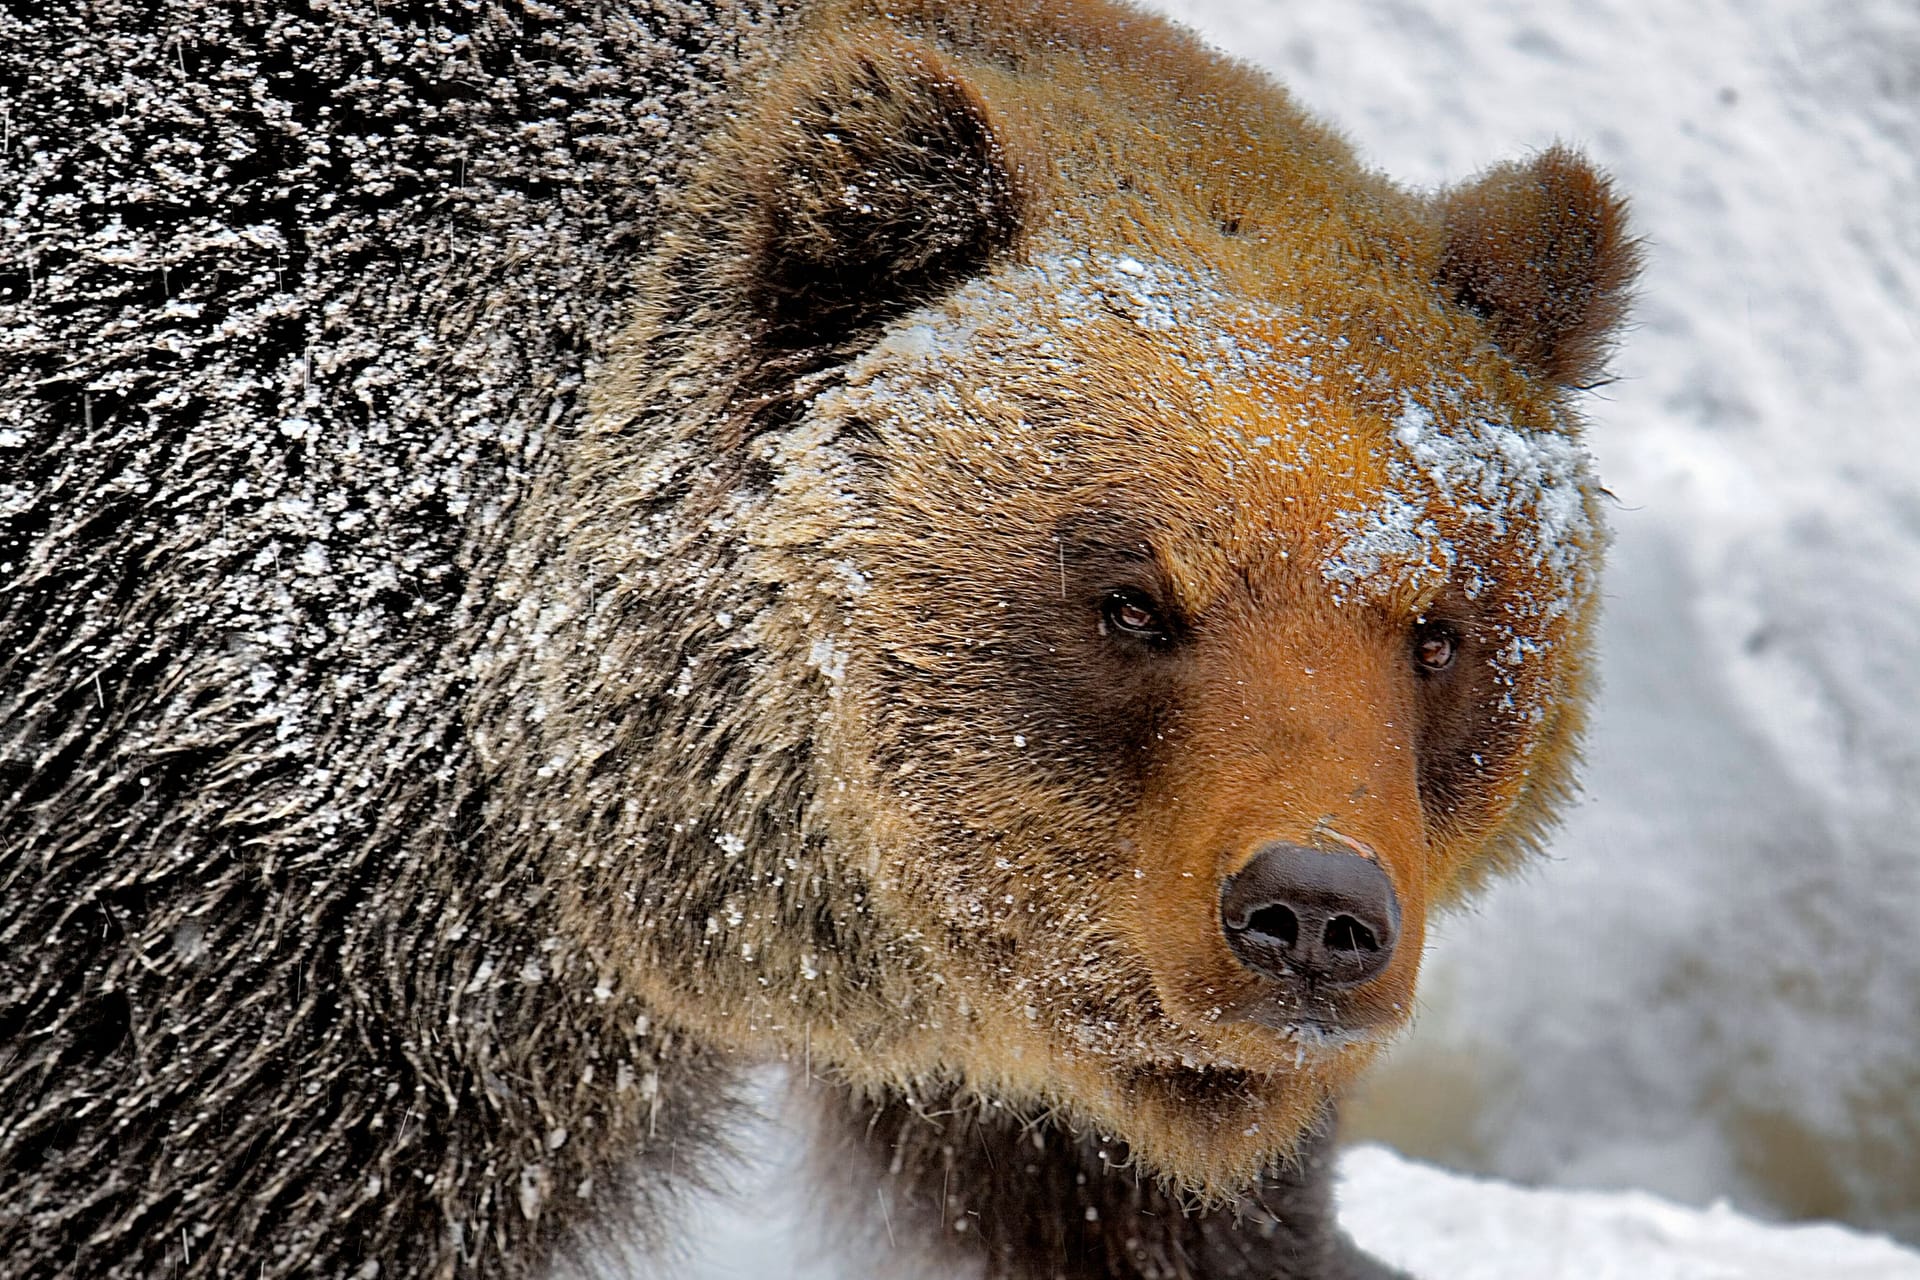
[1220,843,1399,989]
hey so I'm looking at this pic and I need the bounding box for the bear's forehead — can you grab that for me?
[814,248,1599,629]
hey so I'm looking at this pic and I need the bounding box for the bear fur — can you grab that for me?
[0,1,1638,1277]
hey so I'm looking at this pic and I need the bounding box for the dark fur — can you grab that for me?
[747,37,1027,347]
[0,3,781,1276]
[823,1086,1408,1280]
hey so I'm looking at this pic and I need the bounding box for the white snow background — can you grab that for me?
[638,1,1920,1276]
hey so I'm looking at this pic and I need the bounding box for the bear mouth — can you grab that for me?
[1105,1001,1397,1078]
[1261,1017,1394,1053]
[1199,992,1404,1063]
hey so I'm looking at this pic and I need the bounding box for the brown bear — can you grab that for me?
[0,1,1636,1278]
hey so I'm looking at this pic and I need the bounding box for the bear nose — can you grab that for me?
[1220,842,1400,989]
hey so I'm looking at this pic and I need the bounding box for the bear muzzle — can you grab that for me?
[1220,841,1401,992]
[1205,841,1411,1047]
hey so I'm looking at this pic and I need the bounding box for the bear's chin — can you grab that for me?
[842,995,1393,1195]
[1086,1047,1390,1195]
[1033,1053,1382,1197]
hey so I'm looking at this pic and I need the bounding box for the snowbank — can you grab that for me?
[1340,1146,1920,1280]
[670,1116,1920,1278]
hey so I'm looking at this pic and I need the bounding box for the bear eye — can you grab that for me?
[1101,589,1167,642]
[1411,621,1459,674]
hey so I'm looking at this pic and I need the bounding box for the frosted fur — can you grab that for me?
[1324,389,1601,713]
[0,3,790,1277]
[1328,395,1597,613]
[823,247,1602,731]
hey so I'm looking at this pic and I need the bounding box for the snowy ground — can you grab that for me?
[648,1083,1920,1280]
[1337,1147,1920,1280]
[666,0,1920,1274]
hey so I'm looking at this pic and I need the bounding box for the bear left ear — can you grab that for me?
[1435,146,1642,389]
[742,37,1026,347]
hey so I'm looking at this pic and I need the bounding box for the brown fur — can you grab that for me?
[510,0,1633,1198]
[745,34,1028,346]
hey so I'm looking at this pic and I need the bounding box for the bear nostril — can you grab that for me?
[1244,904,1299,948]
[1219,842,1400,990]
[1323,915,1378,955]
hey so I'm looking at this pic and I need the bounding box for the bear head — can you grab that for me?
[509,0,1640,1197]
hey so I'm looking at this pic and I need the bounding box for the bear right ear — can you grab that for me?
[1435,146,1642,389]
[740,37,1026,348]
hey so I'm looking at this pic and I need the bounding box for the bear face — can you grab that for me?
[515,0,1636,1204]
[783,250,1607,1188]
